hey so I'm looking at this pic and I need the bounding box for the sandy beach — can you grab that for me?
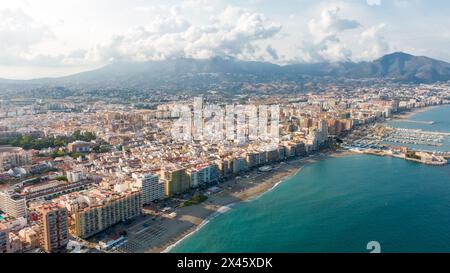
[113,149,355,253]
[390,104,442,120]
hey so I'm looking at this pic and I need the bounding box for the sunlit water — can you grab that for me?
[171,106,450,253]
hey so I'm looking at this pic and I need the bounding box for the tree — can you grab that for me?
[55,176,68,182]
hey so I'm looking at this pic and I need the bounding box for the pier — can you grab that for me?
[382,128,449,147]
[344,146,448,166]
[399,120,435,125]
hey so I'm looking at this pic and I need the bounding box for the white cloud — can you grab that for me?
[298,6,361,62]
[308,6,360,41]
[0,0,448,79]
[358,23,390,60]
[94,6,282,63]
[134,6,158,13]
[366,0,382,6]
[0,8,93,67]
[0,8,52,64]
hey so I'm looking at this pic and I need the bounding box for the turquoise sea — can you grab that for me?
[171,105,450,253]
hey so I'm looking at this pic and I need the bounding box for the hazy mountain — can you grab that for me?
[283,52,450,83]
[344,52,450,83]
[55,57,282,86]
[57,52,450,85]
[1,52,449,89]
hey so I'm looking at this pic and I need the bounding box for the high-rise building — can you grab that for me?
[295,141,307,157]
[258,150,267,166]
[132,173,165,204]
[282,144,295,158]
[318,119,329,144]
[266,148,279,163]
[278,146,286,161]
[0,223,9,253]
[217,159,232,179]
[161,167,190,196]
[192,97,203,140]
[246,152,259,168]
[188,164,214,188]
[74,190,142,239]
[0,191,27,219]
[37,204,69,253]
[232,157,248,174]
[209,164,219,182]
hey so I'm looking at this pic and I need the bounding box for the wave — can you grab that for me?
[244,166,304,203]
[162,165,305,253]
[162,202,238,253]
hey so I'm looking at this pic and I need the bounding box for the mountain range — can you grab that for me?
[1,52,450,90]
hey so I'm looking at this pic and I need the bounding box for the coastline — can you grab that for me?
[161,202,239,253]
[122,103,449,253]
[364,103,450,165]
[139,149,356,253]
[390,104,445,121]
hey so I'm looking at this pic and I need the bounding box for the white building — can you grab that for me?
[188,164,212,188]
[132,173,165,205]
[67,170,85,183]
[0,191,28,219]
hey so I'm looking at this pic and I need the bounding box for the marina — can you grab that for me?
[383,127,448,147]
[342,111,450,166]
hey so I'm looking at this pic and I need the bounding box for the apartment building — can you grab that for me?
[0,146,30,172]
[37,204,69,253]
[0,191,27,219]
[132,173,165,204]
[74,190,142,238]
[161,167,190,196]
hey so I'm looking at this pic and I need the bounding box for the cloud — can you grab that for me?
[294,5,391,63]
[0,8,93,67]
[308,6,360,40]
[298,6,361,62]
[366,0,382,6]
[0,1,431,75]
[93,5,282,63]
[0,8,53,64]
[266,45,279,60]
[358,23,390,60]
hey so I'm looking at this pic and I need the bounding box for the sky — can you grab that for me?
[0,0,449,79]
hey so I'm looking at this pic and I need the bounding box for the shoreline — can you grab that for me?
[360,104,450,166]
[121,105,449,253]
[390,104,447,121]
[161,163,307,253]
[161,202,239,253]
[139,149,356,253]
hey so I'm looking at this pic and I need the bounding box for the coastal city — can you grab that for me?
[2,2,450,269]
[1,81,449,253]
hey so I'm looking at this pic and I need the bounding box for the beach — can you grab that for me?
[114,149,355,253]
[390,104,443,120]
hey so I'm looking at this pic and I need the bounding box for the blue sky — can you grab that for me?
[0,0,449,79]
